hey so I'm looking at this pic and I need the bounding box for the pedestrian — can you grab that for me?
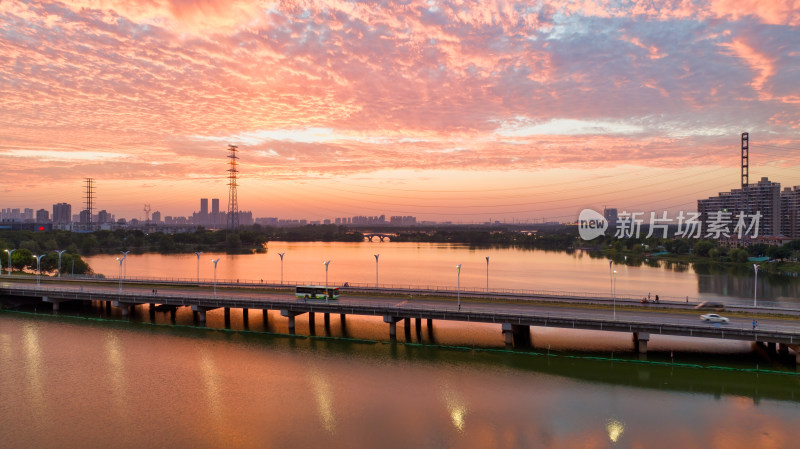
[752,320,758,330]
[648,292,651,301]
[686,296,688,303]
[655,294,659,303]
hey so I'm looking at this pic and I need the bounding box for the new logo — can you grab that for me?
[578,209,608,240]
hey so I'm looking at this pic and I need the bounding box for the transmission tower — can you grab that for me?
[84,178,95,224]
[741,132,749,189]
[226,144,240,230]
[144,204,151,222]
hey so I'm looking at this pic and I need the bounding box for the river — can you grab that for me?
[3,242,800,448]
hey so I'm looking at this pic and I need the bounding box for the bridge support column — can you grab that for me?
[262,309,269,325]
[281,310,307,334]
[112,300,132,316]
[427,318,433,329]
[191,305,218,323]
[415,318,421,335]
[308,312,316,334]
[224,308,231,328]
[384,316,402,340]
[501,324,531,348]
[324,313,330,328]
[633,332,650,354]
[242,308,249,329]
[42,297,62,313]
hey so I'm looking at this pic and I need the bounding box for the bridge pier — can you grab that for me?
[384,316,402,340]
[112,300,133,316]
[42,296,62,313]
[242,308,249,328]
[415,318,421,336]
[324,313,330,328]
[190,305,218,323]
[262,309,269,326]
[309,312,316,334]
[224,308,231,328]
[281,310,307,334]
[501,323,531,348]
[633,332,650,354]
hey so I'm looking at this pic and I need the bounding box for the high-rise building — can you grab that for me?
[781,186,800,239]
[211,198,220,228]
[603,207,618,229]
[698,177,782,238]
[98,210,110,224]
[152,211,161,223]
[36,209,50,222]
[53,203,72,224]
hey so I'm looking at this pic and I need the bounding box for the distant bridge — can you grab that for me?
[364,233,394,242]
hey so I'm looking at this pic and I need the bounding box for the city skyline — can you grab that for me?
[1,1,799,221]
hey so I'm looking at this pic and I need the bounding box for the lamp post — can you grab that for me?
[753,264,759,307]
[609,260,613,299]
[485,256,490,293]
[211,258,221,299]
[323,260,331,304]
[5,249,16,276]
[55,250,66,278]
[456,264,462,311]
[613,270,617,320]
[374,254,380,287]
[279,252,286,285]
[115,257,123,293]
[34,254,45,287]
[194,251,203,284]
[120,251,130,280]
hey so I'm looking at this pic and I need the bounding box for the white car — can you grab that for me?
[700,313,729,323]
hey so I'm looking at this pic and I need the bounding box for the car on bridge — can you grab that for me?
[700,313,729,323]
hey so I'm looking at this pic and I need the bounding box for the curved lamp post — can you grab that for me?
[115,257,123,293]
[613,269,617,320]
[34,254,45,287]
[456,264,462,311]
[323,260,331,304]
[753,263,759,308]
[374,254,380,287]
[194,251,203,284]
[485,256,490,293]
[120,251,130,280]
[5,249,16,276]
[279,252,285,285]
[55,250,66,278]
[211,258,221,299]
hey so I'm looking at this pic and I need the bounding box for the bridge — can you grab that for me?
[2,278,799,363]
[364,233,394,242]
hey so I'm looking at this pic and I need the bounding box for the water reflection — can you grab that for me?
[104,332,128,417]
[606,418,624,443]
[309,370,337,433]
[22,323,46,420]
[441,385,468,432]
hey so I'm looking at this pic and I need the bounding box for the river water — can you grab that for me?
[3,242,800,448]
[84,242,800,305]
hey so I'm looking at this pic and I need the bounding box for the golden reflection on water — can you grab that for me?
[104,332,128,417]
[199,348,223,420]
[22,323,46,419]
[309,369,337,433]
[606,418,625,443]
[441,386,468,432]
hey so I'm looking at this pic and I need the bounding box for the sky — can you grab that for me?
[1,0,799,223]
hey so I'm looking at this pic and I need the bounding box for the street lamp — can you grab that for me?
[55,250,66,278]
[278,252,286,285]
[211,258,221,299]
[120,251,130,278]
[753,263,759,307]
[485,256,490,293]
[374,254,380,287]
[456,264,462,311]
[609,260,613,299]
[5,249,16,276]
[613,270,617,320]
[323,260,331,304]
[194,251,203,284]
[115,257,123,293]
[34,254,45,287]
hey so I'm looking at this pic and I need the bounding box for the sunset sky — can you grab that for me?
[1,0,799,222]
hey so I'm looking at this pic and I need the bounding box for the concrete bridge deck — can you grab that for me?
[2,280,799,362]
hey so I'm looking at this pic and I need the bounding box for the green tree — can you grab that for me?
[693,240,715,257]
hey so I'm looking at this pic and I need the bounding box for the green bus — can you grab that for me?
[295,286,339,300]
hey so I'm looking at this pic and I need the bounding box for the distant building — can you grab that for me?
[603,207,618,229]
[781,186,800,239]
[390,216,417,226]
[36,209,50,222]
[698,177,782,238]
[151,211,161,223]
[53,203,72,224]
